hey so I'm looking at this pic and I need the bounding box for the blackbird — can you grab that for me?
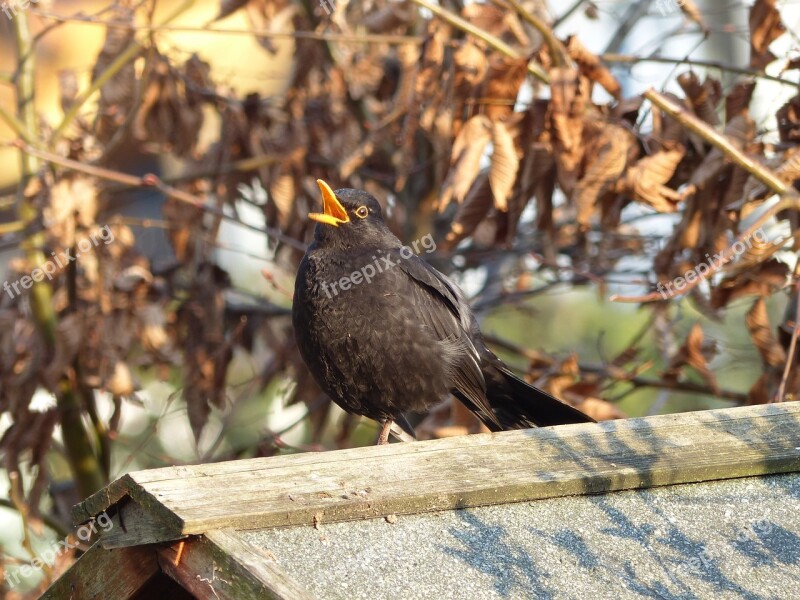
[293,180,594,444]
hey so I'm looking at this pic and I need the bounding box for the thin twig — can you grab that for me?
[775,269,800,402]
[604,0,652,54]
[603,53,799,87]
[0,102,35,143]
[30,9,423,44]
[553,0,587,28]
[14,141,307,251]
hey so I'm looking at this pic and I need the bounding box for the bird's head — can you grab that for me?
[308,180,394,248]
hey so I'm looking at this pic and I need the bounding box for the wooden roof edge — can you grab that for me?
[43,530,314,600]
[72,473,137,524]
[72,472,185,534]
[70,402,800,543]
[76,402,800,490]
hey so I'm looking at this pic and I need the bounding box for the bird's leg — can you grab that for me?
[376,419,393,445]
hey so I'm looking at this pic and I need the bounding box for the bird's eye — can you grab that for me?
[355,206,369,219]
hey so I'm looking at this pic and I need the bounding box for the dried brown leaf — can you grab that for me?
[711,259,789,309]
[620,146,685,212]
[107,361,136,396]
[746,298,786,367]
[777,93,800,144]
[46,177,98,247]
[573,124,633,226]
[269,171,295,230]
[181,265,233,443]
[664,323,719,393]
[725,79,756,122]
[454,41,489,91]
[444,171,493,249]
[440,115,492,209]
[484,56,528,121]
[650,93,689,149]
[677,71,721,126]
[575,397,625,421]
[748,371,773,404]
[565,36,621,100]
[489,121,519,212]
[679,1,706,31]
[749,0,785,69]
[461,3,528,45]
[550,68,590,191]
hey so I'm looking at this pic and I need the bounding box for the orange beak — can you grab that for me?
[309,179,350,227]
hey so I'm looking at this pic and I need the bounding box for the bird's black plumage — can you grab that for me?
[292,180,594,443]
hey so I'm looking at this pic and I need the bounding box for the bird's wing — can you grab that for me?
[396,252,501,429]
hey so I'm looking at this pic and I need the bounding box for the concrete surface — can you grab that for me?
[241,473,800,600]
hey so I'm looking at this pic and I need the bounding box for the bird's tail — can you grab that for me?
[478,362,596,430]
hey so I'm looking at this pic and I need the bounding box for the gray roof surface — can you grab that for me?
[241,473,800,600]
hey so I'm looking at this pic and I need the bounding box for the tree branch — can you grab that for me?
[14,141,307,251]
[12,10,106,499]
[645,88,791,195]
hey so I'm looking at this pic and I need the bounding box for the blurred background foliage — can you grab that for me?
[1,0,799,594]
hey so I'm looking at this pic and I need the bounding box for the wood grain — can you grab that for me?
[102,498,186,549]
[74,403,800,544]
[40,542,158,600]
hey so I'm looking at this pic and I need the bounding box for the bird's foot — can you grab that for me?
[376,420,393,445]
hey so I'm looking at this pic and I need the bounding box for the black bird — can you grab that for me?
[293,180,594,444]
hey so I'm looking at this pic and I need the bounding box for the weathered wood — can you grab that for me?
[157,529,314,600]
[75,403,800,544]
[41,542,159,600]
[102,498,186,549]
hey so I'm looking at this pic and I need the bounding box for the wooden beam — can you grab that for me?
[41,542,159,600]
[157,530,314,600]
[75,403,800,543]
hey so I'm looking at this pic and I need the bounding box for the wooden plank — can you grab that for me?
[75,403,800,540]
[102,498,187,549]
[41,542,158,600]
[157,530,314,600]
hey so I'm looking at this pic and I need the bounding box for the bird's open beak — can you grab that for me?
[309,179,350,227]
